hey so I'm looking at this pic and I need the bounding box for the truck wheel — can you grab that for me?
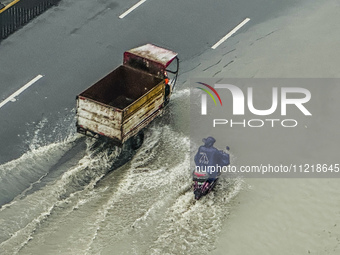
[131,131,144,150]
[165,84,170,97]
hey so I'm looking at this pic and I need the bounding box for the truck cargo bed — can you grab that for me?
[80,65,163,109]
[76,65,165,144]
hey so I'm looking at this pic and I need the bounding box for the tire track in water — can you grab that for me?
[149,178,243,255]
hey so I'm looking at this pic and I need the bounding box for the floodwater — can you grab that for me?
[0,93,243,254]
[1,0,340,254]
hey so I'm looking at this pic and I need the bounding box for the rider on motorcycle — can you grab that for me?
[194,136,229,182]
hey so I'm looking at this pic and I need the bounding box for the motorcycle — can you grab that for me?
[193,147,230,200]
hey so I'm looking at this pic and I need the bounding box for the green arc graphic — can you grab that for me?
[196,87,217,105]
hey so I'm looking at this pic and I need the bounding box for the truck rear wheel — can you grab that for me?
[131,131,144,150]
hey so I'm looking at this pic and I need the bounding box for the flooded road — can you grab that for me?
[1,0,340,254]
[0,103,242,255]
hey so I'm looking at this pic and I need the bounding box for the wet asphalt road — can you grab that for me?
[0,0,301,164]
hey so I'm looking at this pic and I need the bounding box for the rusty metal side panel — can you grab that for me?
[121,91,164,140]
[77,97,123,140]
[77,117,122,140]
[122,93,164,134]
[77,109,121,130]
[121,108,164,144]
[78,97,122,122]
[122,81,165,121]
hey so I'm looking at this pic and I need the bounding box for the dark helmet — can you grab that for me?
[202,136,216,148]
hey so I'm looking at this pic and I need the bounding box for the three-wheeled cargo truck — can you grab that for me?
[76,44,179,149]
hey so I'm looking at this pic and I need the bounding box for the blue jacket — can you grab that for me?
[194,144,230,178]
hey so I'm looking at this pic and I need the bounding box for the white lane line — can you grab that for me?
[119,0,146,19]
[212,18,251,49]
[0,75,43,109]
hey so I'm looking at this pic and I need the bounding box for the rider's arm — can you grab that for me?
[221,152,230,166]
[194,147,202,165]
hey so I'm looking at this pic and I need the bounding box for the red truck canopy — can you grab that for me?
[123,44,178,78]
